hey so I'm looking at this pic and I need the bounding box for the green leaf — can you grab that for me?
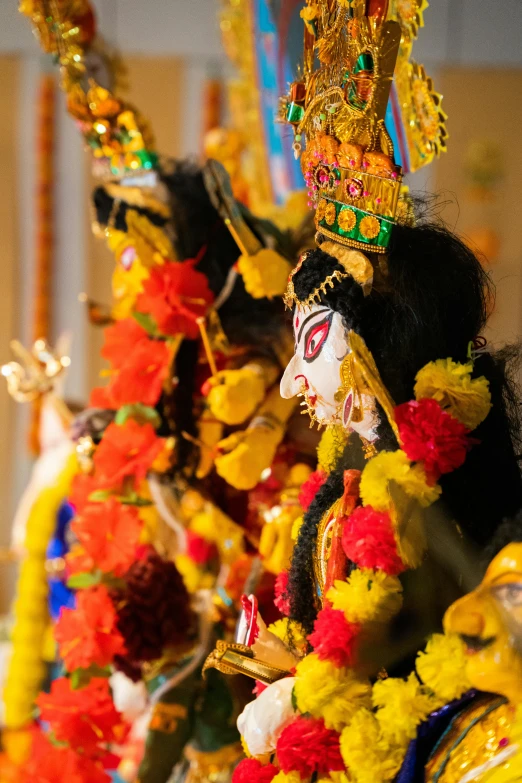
[120,492,153,507]
[88,489,112,502]
[132,311,158,336]
[67,570,102,589]
[291,685,298,712]
[115,403,161,428]
[70,664,111,690]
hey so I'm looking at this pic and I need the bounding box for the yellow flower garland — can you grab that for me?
[3,453,77,744]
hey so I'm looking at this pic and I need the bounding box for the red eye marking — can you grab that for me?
[304,318,331,361]
[295,315,300,328]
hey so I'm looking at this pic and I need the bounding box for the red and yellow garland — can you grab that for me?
[233,352,492,783]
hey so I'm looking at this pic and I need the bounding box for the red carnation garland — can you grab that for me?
[276,716,344,779]
[395,397,472,483]
[308,607,361,668]
[232,758,278,783]
[274,570,290,616]
[298,468,327,511]
[341,505,406,576]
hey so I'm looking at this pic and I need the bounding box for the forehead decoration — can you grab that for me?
[283,243,374,310]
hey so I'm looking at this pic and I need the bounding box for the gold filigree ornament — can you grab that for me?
[283,245,373,309]
[394,59,448,170]
[203,640,289,684]
[391,0,429,45]
[1,339,71,403]
[19,0,158,179]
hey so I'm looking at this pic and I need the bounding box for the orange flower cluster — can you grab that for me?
[26,240,215,779]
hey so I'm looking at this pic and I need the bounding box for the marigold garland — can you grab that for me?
[327,570,403,625]
[276,716,344,779]
[246,353,492,782]
[3,453,77,734]
[414,357,491,431]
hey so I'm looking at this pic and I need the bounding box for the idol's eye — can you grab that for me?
[492,582,522,609]
[304,315,332,361]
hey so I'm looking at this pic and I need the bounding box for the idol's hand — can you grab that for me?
[237,676,296,757]
[251,614,301,672]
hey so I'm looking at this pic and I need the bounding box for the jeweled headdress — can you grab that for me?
[280,0,446,257]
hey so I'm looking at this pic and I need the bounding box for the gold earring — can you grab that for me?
[336,351,364,426]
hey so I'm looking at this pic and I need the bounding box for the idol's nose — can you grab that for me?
[280,355,305,399]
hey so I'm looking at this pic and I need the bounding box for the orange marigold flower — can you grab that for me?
[72,498,142,577]
[55,585,126,671]
[36,677,126,750]
[92,420,164,490]
[90,338,171,409]
[101,318,149,369]
[136,259,214,339]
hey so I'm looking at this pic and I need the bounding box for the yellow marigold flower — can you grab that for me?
[373,673,436,746]
[317,426,348,474]
[237,248,292,299]
[294,654,371,732]
[267,618,307,650]
[340,709,404,783]
[291,514,303,541]
[360,450,441,511]
[414,358,491,431]
[207,367,266,426]
[415,633,471,704]
[272,772,304,783]
[327,569,403,625]
[174,554,205,594]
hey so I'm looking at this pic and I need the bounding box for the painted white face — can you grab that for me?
[281,304,347,426]
[280,303,380,440]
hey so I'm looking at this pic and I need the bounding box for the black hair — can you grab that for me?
[288,215,522,634]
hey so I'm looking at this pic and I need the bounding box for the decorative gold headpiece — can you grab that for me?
[283,243,374,309]
[19,0,158,180]
[280,0,446,255]
[1,339,71,403]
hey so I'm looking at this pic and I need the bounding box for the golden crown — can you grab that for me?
[280,0,446,254]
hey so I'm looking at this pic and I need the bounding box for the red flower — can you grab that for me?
[92,420,164,490]
[186,530,216,565]
[341,506,405,576]
[55,585,126,671]
[66,544,95,576]
[91,338,171,409]
[232,758,278,783]
[136,259,214,339]
[69,473,99,515]
[101,319,149,369]
[21,734,112,783]
[299,469,327,511]
[72,498,143,576]
[276,716,344,778]
[274,570,290,616]
[308,607,361,668]
[36,677,126,750]
[396,397,471,483]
